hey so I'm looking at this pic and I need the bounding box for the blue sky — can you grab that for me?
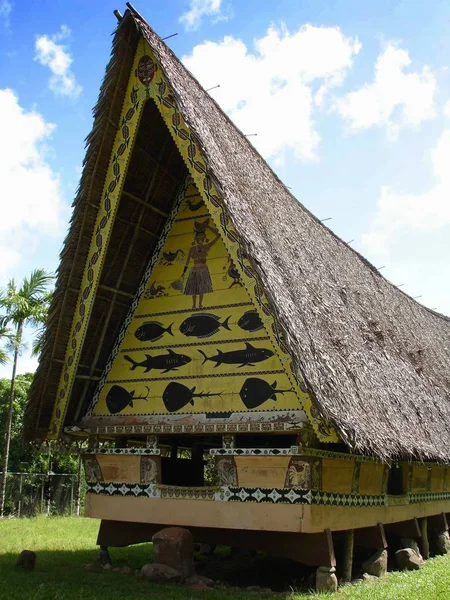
[1,0,449,376]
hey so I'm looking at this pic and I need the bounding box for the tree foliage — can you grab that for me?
[0,373,78,474]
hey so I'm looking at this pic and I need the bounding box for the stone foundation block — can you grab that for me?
[152,527,194,578]
[395,548,424,570]
[400,538,422,559]
[140,563,181,582]
[362,548,387,577]
[316,566,338,593]
[435,531,450,555]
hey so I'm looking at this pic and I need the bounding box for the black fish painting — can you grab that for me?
[134,321,174,342]
[124,350,191,373]
[106,384,150,414]
[237,310,264,333]
[198,343,274,368]
[180,313,231,338]
[239,378,294,409]
[162,381,223,412]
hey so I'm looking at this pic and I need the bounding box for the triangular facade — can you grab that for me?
[37,37,335,443]
[85,175,312,432]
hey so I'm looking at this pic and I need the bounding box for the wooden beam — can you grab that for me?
[342,529,354,582]
[84,202,158,237]
[420,518,429,559]
[67,285,135,301]
[428,513,448,532]
[51,357,102,373]
[354,522,387,549]
[75,374,101,381]
[385,518,421,538]
[98,284,135,299]
[122,190,168,218]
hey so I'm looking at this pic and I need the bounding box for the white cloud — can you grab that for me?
[34,25,82,98]
[337,43,436,138]
[363,129,450,257]
[0,0,11,27]
[180,0,230,31]
[444,100,450,117]
[183,24,361,162]
[0,89,66,283]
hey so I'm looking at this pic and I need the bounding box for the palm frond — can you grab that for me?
[0,324,12,365]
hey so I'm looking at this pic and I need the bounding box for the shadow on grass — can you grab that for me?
[0,546,307,600]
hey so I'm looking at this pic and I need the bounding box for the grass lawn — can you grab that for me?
[1,517,450,599]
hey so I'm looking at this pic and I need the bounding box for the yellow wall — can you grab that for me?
[91,182,308,428]
[235,456,291,488]
[322,458,354,494]
[358,463,385,495]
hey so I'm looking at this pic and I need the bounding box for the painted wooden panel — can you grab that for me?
[358,463,385,495]
[235,456,291,488]
[412,466,428,493]
[431,467,445,493]
[97,455,141,483]
[322,459,354,494]
[88,181,309,431]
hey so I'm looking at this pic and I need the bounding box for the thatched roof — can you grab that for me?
[25,5,450,461]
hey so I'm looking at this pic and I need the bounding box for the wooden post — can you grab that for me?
[75,453,82,517]
[342,529,354,582]
[420,517,429,559]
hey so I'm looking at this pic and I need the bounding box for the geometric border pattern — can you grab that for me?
[69,421,302,435]
[87,482,161,498]
[210,447,300,456]
[408,491,450,504]
[86,481,387,506]
[218,487,387,506]
[81,447,161,456]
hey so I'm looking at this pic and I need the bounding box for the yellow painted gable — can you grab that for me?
[85,178,309,431]
[63,39,338,441]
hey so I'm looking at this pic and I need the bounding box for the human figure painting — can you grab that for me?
[181,219,220,310]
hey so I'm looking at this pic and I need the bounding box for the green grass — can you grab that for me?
[1,517,450,599]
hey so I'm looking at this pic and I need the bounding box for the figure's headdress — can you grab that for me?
[194,219,209,234]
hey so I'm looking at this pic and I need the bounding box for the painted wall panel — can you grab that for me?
[322,459,354,494]
[358,463,385,495]
[87,181,309,431]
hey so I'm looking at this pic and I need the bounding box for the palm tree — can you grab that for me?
[0,269,54,517]
[0,325,12,366]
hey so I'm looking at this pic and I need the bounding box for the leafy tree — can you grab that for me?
[0,374,78,474]
[0,373,79,515]
[0,269,54,517]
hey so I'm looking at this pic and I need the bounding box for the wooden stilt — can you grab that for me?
[342,529,354,583]
[420,518,430,559]
[97,545,112,566]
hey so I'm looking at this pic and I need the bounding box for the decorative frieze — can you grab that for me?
[80,447,161,456]
[210,447,300,456]
[86,481,390,507]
